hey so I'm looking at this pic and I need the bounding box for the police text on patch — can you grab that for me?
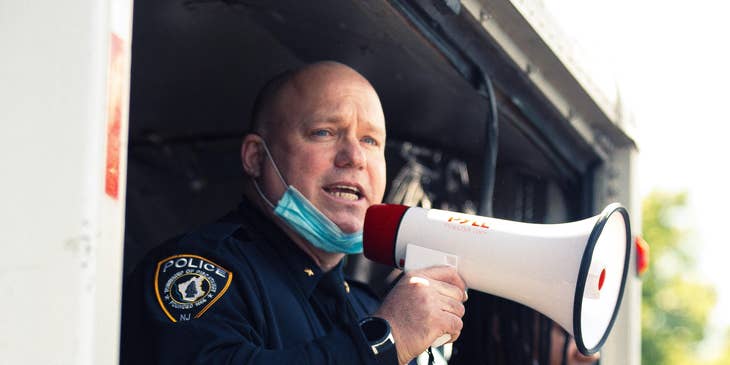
[161,257,227,278]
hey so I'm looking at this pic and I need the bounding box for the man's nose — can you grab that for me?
[334,136,366,169]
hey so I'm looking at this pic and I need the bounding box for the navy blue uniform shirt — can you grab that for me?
[121,199,396,364]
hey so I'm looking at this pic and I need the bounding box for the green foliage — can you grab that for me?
[641,191,718,365]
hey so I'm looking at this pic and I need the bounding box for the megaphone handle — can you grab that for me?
[403,244,460,347]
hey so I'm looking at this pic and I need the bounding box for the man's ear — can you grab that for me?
[241,134,265,178]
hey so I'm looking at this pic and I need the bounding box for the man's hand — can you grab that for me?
[374,266,467,365]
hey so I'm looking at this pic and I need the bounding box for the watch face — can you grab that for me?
[361,317,389,343]
[360,317,396,358]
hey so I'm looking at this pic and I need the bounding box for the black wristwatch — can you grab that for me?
[358,316,396,359]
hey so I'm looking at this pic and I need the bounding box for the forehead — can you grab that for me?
[274,69,386,132]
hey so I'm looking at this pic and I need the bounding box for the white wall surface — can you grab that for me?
[0,0,130,363]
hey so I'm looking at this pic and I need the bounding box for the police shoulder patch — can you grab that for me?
[154,254,233,323]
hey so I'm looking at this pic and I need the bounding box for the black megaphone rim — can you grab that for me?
[572,203,631,355]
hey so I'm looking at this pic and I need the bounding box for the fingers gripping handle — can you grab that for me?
[403,244,460,347]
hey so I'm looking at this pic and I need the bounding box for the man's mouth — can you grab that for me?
[324,184,362,201]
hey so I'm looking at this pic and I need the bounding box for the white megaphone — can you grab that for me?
[363,203,631,355]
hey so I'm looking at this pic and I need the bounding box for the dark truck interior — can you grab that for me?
[123,0,603,362]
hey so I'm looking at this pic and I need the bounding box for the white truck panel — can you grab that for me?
[0,0,132,363]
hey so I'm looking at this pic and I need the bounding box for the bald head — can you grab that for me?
[249,61,383,141]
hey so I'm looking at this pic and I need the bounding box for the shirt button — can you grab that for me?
[343,281,350,293]
[304,268,314,277]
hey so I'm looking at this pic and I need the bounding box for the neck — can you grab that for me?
[287,232,345,272]
[243,183,345,272]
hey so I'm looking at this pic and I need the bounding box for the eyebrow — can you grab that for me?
[364,124,386,139]
[305,115,385,136]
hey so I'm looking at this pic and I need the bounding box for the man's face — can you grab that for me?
[260,66,387,233]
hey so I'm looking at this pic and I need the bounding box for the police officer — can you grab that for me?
[121,61,468,365]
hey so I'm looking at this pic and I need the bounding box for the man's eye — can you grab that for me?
[312,129,332,137]
[362,136,379,146]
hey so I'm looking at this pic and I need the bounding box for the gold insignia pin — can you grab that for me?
[344,281,350,293]
[304,268,314,277]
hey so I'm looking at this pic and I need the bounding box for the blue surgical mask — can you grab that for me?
[252,140,363,254]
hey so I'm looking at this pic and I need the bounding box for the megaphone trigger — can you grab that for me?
[403,244,459,272]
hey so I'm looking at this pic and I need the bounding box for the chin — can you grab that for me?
[333,218,363,234]
[322,206,365,233]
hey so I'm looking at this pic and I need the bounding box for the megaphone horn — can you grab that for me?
[363,203,631,355]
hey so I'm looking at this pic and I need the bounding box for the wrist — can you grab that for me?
[358,316,397,363]
[372,312,407,364]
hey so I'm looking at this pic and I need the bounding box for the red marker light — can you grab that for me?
[635,236,650,276]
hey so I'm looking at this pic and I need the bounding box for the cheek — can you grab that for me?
[287,155,331,190]
[259,167,287,203]
[370,159,387,200]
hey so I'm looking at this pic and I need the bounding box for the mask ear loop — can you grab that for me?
[251,137,288,209]
[252,179,276,209]
[257,138,288,187]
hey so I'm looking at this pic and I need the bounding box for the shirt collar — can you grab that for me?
[229,198,347,298]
